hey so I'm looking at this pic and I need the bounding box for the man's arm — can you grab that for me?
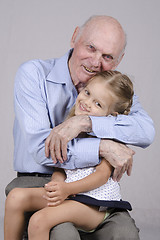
[14,61,100,170]
[14,61,154,179]
[90,94,155,148]
[99,140,134,181]
[45,94,154,163]
[44,94,154,180]
[45,115,92,163]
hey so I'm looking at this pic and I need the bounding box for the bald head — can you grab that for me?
[77,15,126,55]
[69,15,126,89]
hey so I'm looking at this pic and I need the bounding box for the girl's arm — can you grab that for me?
[66,159,112,195]
[44,159,113,206]
[51,168,66,182]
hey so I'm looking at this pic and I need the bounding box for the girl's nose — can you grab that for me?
[84,98,92,109]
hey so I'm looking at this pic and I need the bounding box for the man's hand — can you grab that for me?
[43,181,70,206]
[99,139,135,182]
[45,115,92,163]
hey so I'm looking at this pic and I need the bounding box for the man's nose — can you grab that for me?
[91,52,102,69]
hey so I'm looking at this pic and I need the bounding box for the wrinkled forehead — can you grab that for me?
[82,20,125,55]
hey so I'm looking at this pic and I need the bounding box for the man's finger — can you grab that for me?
[45,137,51,158]
[54,138,64,163]
[126,158,133,176]
[112,167,120,182]
[116,165,126,182]
[61,140,67,161]
[50,147,57,164]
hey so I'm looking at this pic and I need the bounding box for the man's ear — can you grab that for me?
[111,53,125,70]
[70,27,80,48]
[118,52,125,65]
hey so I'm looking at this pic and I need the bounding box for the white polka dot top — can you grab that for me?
[65,167,121,201]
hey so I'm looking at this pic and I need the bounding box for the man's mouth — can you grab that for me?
[83,65,95,73]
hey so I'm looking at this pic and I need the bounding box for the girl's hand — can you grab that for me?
[43,181,70,207]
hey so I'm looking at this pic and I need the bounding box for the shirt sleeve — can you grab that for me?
[39,138,101,170]
[66,138,101,169]
[14,61,100,170]
[14,61,155,172]
[89,95,155,148]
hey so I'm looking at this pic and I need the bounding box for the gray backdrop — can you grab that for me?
[0,0,160,239]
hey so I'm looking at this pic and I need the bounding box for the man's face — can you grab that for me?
[68,21,125,92]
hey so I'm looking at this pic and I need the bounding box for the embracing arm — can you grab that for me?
[65,159,112,194]
[15,60,154,179]
[45,115,92,163]
[14,61,100,170]
[44,94,154,180]
[51,168,66,182]
[45,94,155,163]
[44,159,112,206]
[90,94,155,148]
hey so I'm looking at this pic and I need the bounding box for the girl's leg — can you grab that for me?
[4,187,47,240]
[28,200,106,240]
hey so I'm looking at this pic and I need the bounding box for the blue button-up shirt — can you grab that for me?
[13,50,155,174]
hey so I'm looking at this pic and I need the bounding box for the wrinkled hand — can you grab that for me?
[45,115,92,163]
[43,181,70,206]
[99,139,135,182]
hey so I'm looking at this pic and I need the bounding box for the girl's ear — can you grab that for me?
[111,112,118,116]
[70,27,80,48]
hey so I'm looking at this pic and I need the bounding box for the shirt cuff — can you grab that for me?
[65,138,101,169]
[90,115,115,139]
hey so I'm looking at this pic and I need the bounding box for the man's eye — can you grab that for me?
[104,55,113,61]
[88,45,95,51]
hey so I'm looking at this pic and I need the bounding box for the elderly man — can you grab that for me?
[5,15,154,240]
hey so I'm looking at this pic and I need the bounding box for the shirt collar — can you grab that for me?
[47,49,73,85]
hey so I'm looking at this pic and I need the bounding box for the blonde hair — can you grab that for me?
[94,70,134,115]
[67,70,134,119]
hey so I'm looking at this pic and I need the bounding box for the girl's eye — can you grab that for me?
[95,102,101,108]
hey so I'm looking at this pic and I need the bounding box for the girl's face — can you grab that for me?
[75,77,117,117]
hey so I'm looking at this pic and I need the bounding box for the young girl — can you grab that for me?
[4,70,134,240]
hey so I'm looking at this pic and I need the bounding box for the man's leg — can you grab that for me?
[5,176,51,196]
[80,209,140,240]
[50,223,81,240]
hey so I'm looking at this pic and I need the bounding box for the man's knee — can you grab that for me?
[5,176,50,196]
[104,221,139,240]
[50,222,81,240]
[82,210,140,240]
[5,179,17,196]
[101,210,140,240]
